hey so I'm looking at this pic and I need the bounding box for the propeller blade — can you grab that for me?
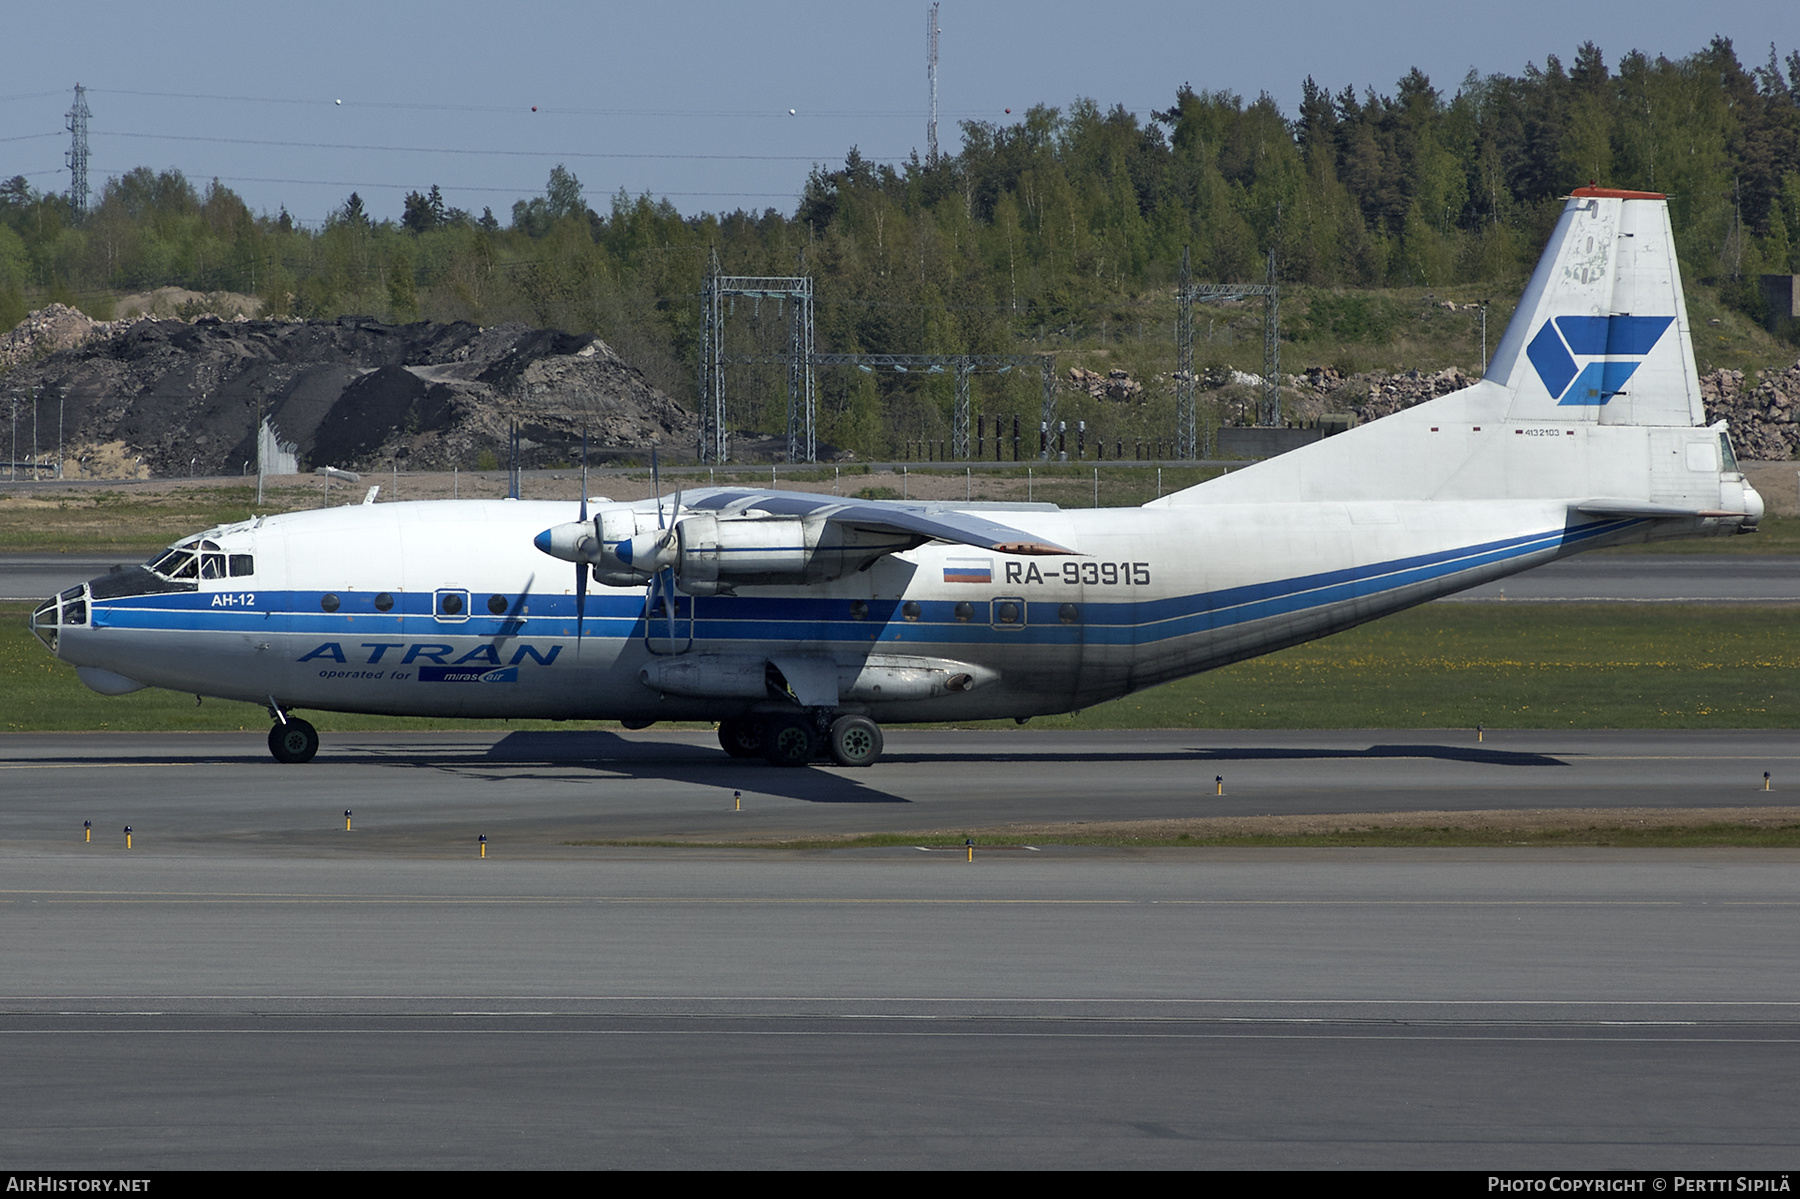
[579,429,588,523]
[652,446,663,529]
[575,560,587,642]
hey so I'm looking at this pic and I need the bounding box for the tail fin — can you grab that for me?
[1486,188,1705,427]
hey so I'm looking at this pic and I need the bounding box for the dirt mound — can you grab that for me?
[0,310,696,478]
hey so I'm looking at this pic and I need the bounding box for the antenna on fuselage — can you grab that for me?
[652,445,663,528]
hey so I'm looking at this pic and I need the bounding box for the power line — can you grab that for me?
[87,86,1102,120]
[89,169,801,202]
[90,129,902,163]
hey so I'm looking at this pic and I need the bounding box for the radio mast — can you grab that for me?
[926,4,940,164]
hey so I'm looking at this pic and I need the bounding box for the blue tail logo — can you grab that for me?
[1526,316,1673,405]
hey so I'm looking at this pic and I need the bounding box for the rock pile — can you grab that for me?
[1281,358,1800,460]
[1700,362,1800,461]
[1067,366,1144,401]
[0,303,101,370]
[0,309,696,478]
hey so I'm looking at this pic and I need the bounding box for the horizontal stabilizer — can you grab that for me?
[1576,500,1737,519]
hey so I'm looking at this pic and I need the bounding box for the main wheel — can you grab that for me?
[827,715,884,767]
[761,715,818,767]
[718,717,763,759]
[268,717,319,764]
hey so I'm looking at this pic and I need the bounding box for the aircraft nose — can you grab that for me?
[29,583,88,653]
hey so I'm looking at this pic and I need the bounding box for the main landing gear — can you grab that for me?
[268,715,319,764]
[718,713,885,768]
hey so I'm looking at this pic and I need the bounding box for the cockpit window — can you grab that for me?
[1720,431,1739,473]
[147,539,250,581]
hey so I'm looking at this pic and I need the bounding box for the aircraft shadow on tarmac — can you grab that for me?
[0,732,1564,809]
[1178,744,1569,768]
[461,730,910,804]
[478,730,1569,781]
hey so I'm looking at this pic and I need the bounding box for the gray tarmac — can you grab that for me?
[1449,553,1800,603]
[0,553,130,601]
[1,727,1794,850]
[5,728,1800,1168]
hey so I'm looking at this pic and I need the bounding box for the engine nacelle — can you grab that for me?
[538,507,913,594]
[674,514,905,596]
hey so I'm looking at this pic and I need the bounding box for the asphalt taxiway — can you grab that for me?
[4,728,1800,1168]
[1,727,1794,850]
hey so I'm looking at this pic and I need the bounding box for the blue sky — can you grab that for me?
[2,1,1793,225]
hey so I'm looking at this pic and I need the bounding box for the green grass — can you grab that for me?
[998,602,1800,731]
[6,601,1797,733]
[0,484,330,554]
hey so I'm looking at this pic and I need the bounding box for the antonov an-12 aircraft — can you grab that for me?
[31,189,1763,767]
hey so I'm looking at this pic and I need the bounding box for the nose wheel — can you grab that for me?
[268,717,320,764]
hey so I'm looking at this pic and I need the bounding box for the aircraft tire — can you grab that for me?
[827,715,883,767]
[761,715,817,768]
[268,717,319,764]
[718,718,764,758]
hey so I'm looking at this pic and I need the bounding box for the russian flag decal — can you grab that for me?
[943,557,993,584]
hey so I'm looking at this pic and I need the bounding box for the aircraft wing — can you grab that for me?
[681,488,1074,555]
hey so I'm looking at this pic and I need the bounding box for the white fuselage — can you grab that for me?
[44,487,1682,725]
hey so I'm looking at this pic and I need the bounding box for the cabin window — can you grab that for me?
[848,600,868,621]
[321,594,340,613]
[487,594,510,615]
[954,602,974,622]
[992,598,1026,628]
[1059,603,1081,624]
[435,589,469,621]
[374,593,395,612]
[901,601,921,621]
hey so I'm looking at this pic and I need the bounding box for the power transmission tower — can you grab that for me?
[926,4,940,164]
[697,250,816,463]
[64,84,91,218]
[1175,245,1282,455]
[1177,247,1195,458]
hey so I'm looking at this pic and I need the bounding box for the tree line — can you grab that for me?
[1,36,1796,456]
